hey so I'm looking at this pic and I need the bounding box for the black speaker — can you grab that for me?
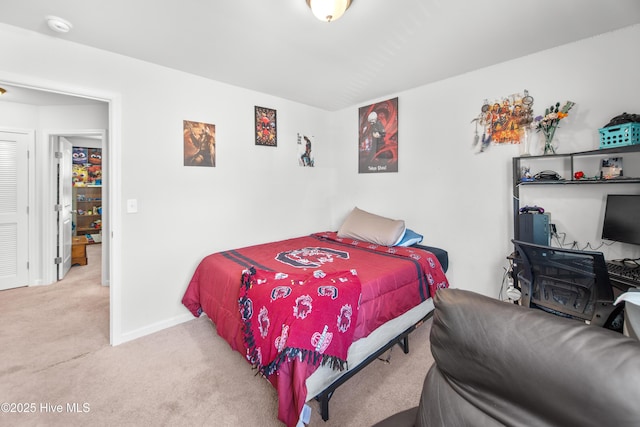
[518,213,550,245]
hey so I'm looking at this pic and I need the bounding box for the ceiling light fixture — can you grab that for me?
[0,87,6,95]
[46,16,73,33]
[306,0,352,23]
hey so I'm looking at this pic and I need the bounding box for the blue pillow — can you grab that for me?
[393,228,406,246]
[396,229,423,247]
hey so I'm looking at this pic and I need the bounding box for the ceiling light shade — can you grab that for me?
[0,87,6,95]
[46,16,73,33]
[306,0,352,23]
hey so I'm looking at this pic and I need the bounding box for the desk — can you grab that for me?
[611,279,638,293]
[72,236,88,266]
[607,260,640,292]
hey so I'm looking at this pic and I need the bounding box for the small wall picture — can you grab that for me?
[601,157,622,179]
[255,106,277,147]
[183,120,216,167]
[297,133,314,167]
[358,97,398,173]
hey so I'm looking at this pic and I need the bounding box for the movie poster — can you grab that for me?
[255,106,277,147]
[358,97,398,173]
[183,120,216,167]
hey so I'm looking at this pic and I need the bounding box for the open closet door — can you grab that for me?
[57,137,73,280]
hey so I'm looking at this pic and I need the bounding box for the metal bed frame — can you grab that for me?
[313,310,434,421]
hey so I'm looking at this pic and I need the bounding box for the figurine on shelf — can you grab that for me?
[520,166,534,182]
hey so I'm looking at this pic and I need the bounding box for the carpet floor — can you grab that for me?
[0,244,435,426]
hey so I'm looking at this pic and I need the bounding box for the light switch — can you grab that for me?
[126,199,138,213]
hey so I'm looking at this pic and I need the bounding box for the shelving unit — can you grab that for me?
[512,144,640,241]
[73,185,102,241]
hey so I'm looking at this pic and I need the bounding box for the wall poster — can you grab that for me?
[297,133,315,167]
[73,147,102,186]
[472,90,534,153]
[183,120,216,167]
[255,106,277,147]
[358,97,398,173]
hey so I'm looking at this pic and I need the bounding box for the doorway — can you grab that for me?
[0,80,116,344]
[51,132,109,286]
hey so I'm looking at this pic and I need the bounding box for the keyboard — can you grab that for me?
[606,261,640,287]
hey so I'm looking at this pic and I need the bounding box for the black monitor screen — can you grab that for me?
[602,194,640,246]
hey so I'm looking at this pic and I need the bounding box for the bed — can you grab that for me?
[182,211,449,426]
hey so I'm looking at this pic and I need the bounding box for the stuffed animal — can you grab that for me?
[87,165,102,184]
[88,148,102,165]
[72,147,88,164]
[73,164,88,186]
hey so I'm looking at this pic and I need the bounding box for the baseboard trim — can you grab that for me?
[115,312,194,346]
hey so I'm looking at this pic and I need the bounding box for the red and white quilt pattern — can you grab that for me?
[239,267,362,378]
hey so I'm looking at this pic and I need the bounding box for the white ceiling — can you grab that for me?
[1,0,640,110]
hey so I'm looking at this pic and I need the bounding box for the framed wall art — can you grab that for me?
[255,106,277,147]
[358,97,398,173]
[183,120,216,167]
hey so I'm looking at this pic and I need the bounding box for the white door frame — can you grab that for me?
[0,75,123,346]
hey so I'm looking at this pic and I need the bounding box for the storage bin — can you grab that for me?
[599,122,640,148]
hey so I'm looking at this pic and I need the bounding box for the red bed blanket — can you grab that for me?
[182,232,449,426]
[239,268,361,378]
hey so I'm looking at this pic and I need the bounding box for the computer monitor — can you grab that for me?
[602,194,640,246]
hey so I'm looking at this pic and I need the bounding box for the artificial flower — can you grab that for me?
[534,101,575,154]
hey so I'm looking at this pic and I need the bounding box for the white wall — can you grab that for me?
[330,24,640,298]
[0,23,334,343]
[0,102,38,128]
[1,22,639,344]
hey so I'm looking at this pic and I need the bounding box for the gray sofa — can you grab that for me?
[374,288,640,427]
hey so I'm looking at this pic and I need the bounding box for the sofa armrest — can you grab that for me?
[429,289,640,427]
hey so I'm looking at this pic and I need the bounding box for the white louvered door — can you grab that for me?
[0,130,29,290]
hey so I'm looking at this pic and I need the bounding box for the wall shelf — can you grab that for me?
[518,178,640,186]
[512,144,640,241]
[73,186,102,240]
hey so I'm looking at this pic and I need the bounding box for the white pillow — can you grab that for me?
[337,207,405,246]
